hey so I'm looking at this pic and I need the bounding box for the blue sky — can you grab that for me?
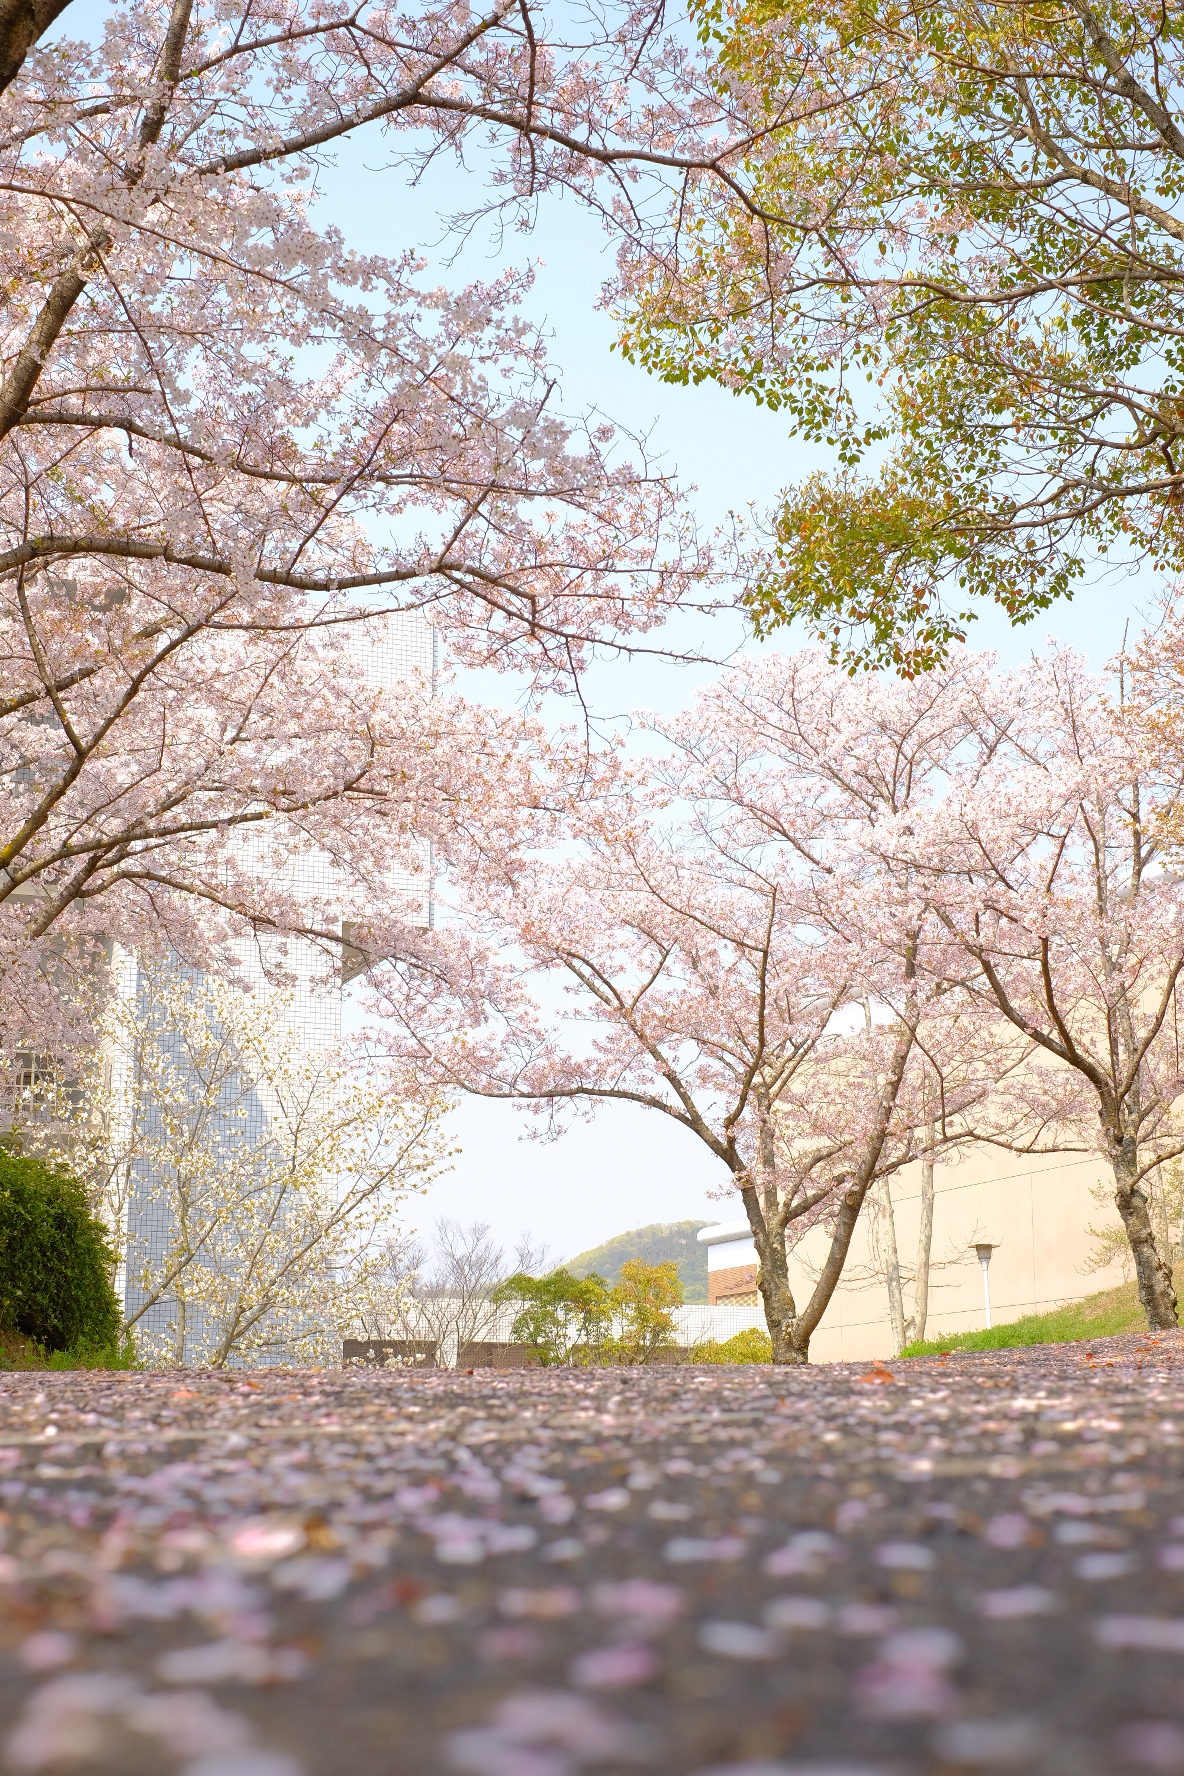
[334,127,1148,1264]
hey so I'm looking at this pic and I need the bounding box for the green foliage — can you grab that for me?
[497,1260,690,1366]
[493,1269,613,1367]
[42,1339,137,1371]
[601,1259,683,1364]
[747,466,1082,676]
[900,1271,1183,1357]
[692,1327,773,1364]
[0,1148,121,1355]
[617,0,1184,670]
[0,1328,139,1372]
[566,1221,710,1302]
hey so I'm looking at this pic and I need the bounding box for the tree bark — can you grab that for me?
[1152,1166,1171,1268]
[0,0,72,94]
[740,1179,809,1365]
[880,1179,906,1353]
[910,1130,935,1345]
[1113,1146,1179,1329]
[0,253,97,444]
[756,1231,810,1364]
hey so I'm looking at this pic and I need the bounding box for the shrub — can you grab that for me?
[0,1148,121,1355]
[0,1330,137,1372]
[492,1269,613,1366]
[693,1327,773,1364]
[43,1339,137,1371]
[498,1260,692,1366]
[602,1259,683,1364]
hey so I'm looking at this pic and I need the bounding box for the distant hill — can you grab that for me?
[566,1220,711,1303]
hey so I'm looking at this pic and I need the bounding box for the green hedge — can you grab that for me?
[0,1148,121,1355]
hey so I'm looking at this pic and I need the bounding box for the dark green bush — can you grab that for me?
[0,1148,121,1354]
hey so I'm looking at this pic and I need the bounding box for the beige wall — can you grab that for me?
[784,1146,1130,1363]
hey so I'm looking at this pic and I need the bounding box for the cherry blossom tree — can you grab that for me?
[372,662,990,1363]
[674,643,1184,1333]
[672,650,1013,1355]
[877,650,1184,1332]
[0,0,789,1032]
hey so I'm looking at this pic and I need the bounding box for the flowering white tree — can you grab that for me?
[28,960,450,1365]
[373,662,996,1363]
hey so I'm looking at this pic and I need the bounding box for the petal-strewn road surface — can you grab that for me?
[1,1335,1183,1775]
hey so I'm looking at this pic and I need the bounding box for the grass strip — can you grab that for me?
[901,1268,1182,1357]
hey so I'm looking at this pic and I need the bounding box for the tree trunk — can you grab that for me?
[1113,1148,1178,1330]
[909,1132,936,1346]
[740,1179,809,1365]
[756,1234,810,1365]
[881,1137,935,1352]
[879,1179,906,1353]
[1153,1169,1171,1269]
[0,0,73,95]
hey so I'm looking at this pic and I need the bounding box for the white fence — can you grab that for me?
[674,1304,766,1343]
[377,1302,765,1348]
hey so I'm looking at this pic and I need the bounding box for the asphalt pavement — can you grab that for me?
[1,1332,1183,1775]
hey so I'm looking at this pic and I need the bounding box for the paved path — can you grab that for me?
[1,1334,1183,1775]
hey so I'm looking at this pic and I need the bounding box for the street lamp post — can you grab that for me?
[975,1244,996,1329]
